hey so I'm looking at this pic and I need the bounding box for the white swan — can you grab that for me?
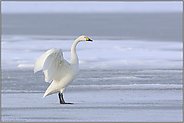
[34,35,93,104]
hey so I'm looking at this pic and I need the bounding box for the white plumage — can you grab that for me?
[34,35,92,104]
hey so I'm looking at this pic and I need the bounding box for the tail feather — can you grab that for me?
[43,92,49,98]
[42,80,65,98]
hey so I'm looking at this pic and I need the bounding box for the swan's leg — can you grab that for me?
[58,92,65,104]
[58,92,73,104]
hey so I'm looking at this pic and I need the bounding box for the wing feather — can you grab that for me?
[34,48,70,83]
[43,49,67,83]
[34,49,55,73]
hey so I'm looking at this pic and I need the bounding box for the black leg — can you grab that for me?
[58,92,65,104]
[58,92,73,104]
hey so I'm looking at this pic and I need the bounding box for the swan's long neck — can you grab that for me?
[70,39,80,65]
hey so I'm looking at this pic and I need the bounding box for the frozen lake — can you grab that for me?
[1,88,183,122]
[1,68,183,122]
[1,34,183,122]
[1,12,183,122]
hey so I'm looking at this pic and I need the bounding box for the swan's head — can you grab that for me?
[76,35,93,42]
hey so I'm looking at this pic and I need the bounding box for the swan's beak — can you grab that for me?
[86,37,93,42]
[87,38,93,42]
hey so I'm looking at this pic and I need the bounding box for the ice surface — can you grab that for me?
[1,89,183,122]
[2,1,182,14]
[1,35,183,122]
[1,35,183,70]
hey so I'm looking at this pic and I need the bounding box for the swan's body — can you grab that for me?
[34,36,92,104]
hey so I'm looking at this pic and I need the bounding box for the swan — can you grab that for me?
[34,35,93,104]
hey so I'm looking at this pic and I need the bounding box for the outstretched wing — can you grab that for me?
[43,49,65,82]
[34,48,70,83]
[34,48,55,73]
